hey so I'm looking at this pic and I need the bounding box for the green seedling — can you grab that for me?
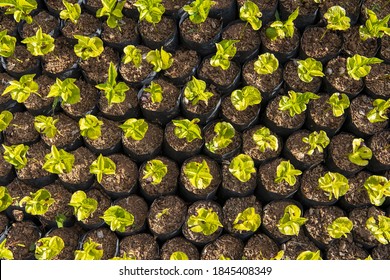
[96,0,125,29]
[101,205,134,232]
[277,204,307,236]
[74,238,103,260]
[142,159,168,185]
[348,138,372,166]
[360,9,390,40]
[34,115,58,138]
[0,30,16,57]
[0,0,37,23]
[274,160,302,186]
[170,251,189,260]
[90,154,116,184]
[327,92,350,117]
[134,0,165,24]
[2,143,29,170]
[346,54,383,80]
[252,127,279,152]
[172,118,202,142]
[43,145,75,174]
[205,121,235,153]
[21,27,55,56]
[2,74,39,103]
[119,118,148,141]
[0,111,13,132]
[228,154,256,183]
[239,0,262,30]
[0,239,13,260]
[183,0,215,24]
[35,236,65,260]
[318,172,349,200]
[297,58,325,83]
[59,0,81,24]
[266,8,299,40]
[183,159,213,189]
[0,186,12,212]
[68,190,98,221]
[232,207,261,232]
[366,215,390,245]
[364,175,390,206]
[183,76,213,106]
[79,115,104,140]
[47,78,80,105]
[327,217,353,239]
[253,52,279,75]
[296,250,322,260]
[230,85,261,111]
[122,45,142,68]
[20,189,55,215]
[279,90,320,117]
[366,98,390,123]
[187,207,223,235]
[144,81,163,103]
[73,35,104,60]
[302,130,330,155]
[210,39,239,70]
[146,47,173,72]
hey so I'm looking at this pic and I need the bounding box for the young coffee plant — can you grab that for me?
[134,0,165,24]
[0,0,37,23]
[323,5,351,33]
[142,159,168,185]
[297,58,325,83]
[183,76,214,106]
[318,172,349,200]
[156,208,169,219]
[144,81,163,103]
[228,154,256,183]
[302,130,330,155]
[110,252,137,260]
[279,90,319,117]
[360,9,390,40]
[296,250,322,260]
[187,207,223,235]
[2,74,39,103]
[172,118,202,142]
[74,238,103,260]
[122,45,142,68]
[232,207,261,232]
[0,186,12,212]
[2,143,29,170]
[146,47,173,72]
[183,159,213,189]
[230,85,262,111]
[277,204,307,236]
[364,175,390,206]
[20,189,55,215]
[101,205,134,232]
[59,0,81,24]
[89,154,116,184]
[96,0,125,29]
[34,115,58,138]
[265,8,299,40]
[43,145,75,174]
[47,78,81,105]
[35,236,65,260]
[346,54,383,80]
[21,27,55,56]
[366,98,390,123]
[252,127,279,152]
[0,30,16,57]
[239,0,262,30]
[0,110,13,132]
[274,160,302,186]
[119,118,149,141]
[210,39,239,70]
[366,215,390,245]
[79,115,104,140]
[327,217,353,239]
[205,121,236,153]
[183,0,215,24]
[253,52,279,75]
[327,92,350,117]
[348,138,372,166]
[0,239,13,260]
[96,62,129,105]
[68,190,98,221]
[73,35,104,60]
[170,251,189,260]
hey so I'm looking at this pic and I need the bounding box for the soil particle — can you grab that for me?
[342,171,372,207]
[5,220,40,259]
[61,12,101,39]
[98,87,139,119]
[101,17,139,45]
[201,234,244,260]
[24,75,55,113]
[368,130,390,166]
[342,26,378,57]
[4,45,39,74]
[221,95,260,127]
[222,21,261,52]
[198,57,240,87]
[160,236,199,260]
[281,231,320,260]
[364,63,390,99]
[138,16,175,43]
[326,239,369,260]
[243,233,279,260]
[118,233,159,260]
[180,17,222,44]
[4,111,39,145]
[164,49,200,82]
[83,117,122,151]
[20,10,58,39]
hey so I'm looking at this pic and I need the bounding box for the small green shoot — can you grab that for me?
[366,98,390,123]
[172,118,202,142]
[20,189,55,215]
[183,0,216,24]
[366,215,390,245]
[68,190,98,221]
[346,54,383,80]
[205,121,236,153]
[134,0,165,24]
[252,127,279,152]
[101,205,134,232]
[2,143,29,170]
[274,160,302,186]
[348,138,372,166]
[74,238,103,260]
[187,207,223,236]
[327,217,353,239]
[90,154,116,184]
[324,6,351,31]
[170,251,189,260]
[96,0,125,29]
[277,204,307,236]
[364,175,390,206]
[0,239,13,260]
[239,0,262,30]
[296,250,322,260]
[122,45,142,68]
[210,39,239,70]
[0,186,13,212]
[297,58,325,83]
[0,0,37,24]
[145,47,173,72]
[327,93,350,117]
[34,115,58,138]
[144,81,163,103]
[318,172,349,200]
[183,76,213,106]
[119,118,148,141]
[43,145,75,174]
[142,159,168,185]
[73,35,104,60]
[279,90,320,117]
[228,154,256,183]
[21,27,55,56]
[233,207,261,232]
[302,130,330,155]
[0,111,13,132]
[0,30,16,57]
[360,9,390,40]
[2,74,39,103]
[47,78,80,105]
[35,236,65,260]
[79,115,104,140]
[253,52,279,75]
[265,8,299,40]
[230,85,262,111]
[183,159,213,189]
[59,0,81,24]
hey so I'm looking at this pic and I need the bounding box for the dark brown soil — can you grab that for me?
[380,33,390,61]
[201,234,244,260]
[368,130,390,166]
[101,17,139,45]
[221,95,260,127]
[164,120,204,153]
[372,244,390,260]
[61,12,101,39]
[180,17,222,44]
[20,10,58,39]
[222,21,261,52]
[98,87,139,119]
[198,57,240,87]
[4,111,39,145]
[279,0,318,16]
[164,49,200,82]
[242,233,279,260]
[361,0,390,23]
[283,60,322,93]
[82,187,111,227]
[0,145,13,178]
[119,45,154,85]
[81,227,118,260]
[138,16,175,43]
[24,75,55,113]
[182,85,221,115]
[0,73,13,107]
[140,79,180,112]
[160,236,199,260]
[260,23,300,54]
[46,226,82,260]
[203,121,241,156]
[114,195,148,234]
[6,179,35,211]
[5,221,41,259]
[342,171,372,207]
[0,213,9,234]
[84,117,122,151]
[365,63,390,98]
[118,233,159,260]
[237,0,277,12]
[45,0,79,12]
[326,239,369,260]
[162,0,188,11]
[0,14,18,34]
[221,161,257,195]
[342,26,378,57]
[4,45,39,75]
[281,231,320,260]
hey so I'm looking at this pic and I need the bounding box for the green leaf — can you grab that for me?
[60,0,81,24]
[327,217,353,239]
[210,39,239,70]
[0,110,13,132]
[145,47,173,72]
[2,143,29,170]
[35,236,64,260]
[101,205,134,232]
[142,159,168,185]
[0,0,37,23]
[122,45,142,67]
[20,189,55,216]
[90,154,116,184]
[228,154,256,183]
[230,86,262,111]
[318,172,349,200]
[68,190,98,221]
[277,204,307,236]
[74,238,103,260]
[347,54,383,80]
[348,138,372,166]
[205,121,236,153]
[364,175,390,206]
[170,251,189,260]
[119,118,148,141]
[42,145,75,174]
[233,207,261,232]
[239,1,262,30]
[79,115,104,140]
[279,90,319,117]
[0,186,13,212]
[74,35,104,60]
[296,250,322,260]
[252,127,279,152]
[172,118,202,143]
[327,93,350,117]
[360,9,390,40]
[47,78,80,105]
[266,7,299,40]
[0,239,14,260]
[0,30,16,57]
[274,160,302,186]
[96,0,125,29]
[144,81,163,103]
[183,76,213,106]
[134,0,165,24]
[34,115,58,138]
[21,27,55,56]
[253,53,279,75]
[324,5,351,31]
[366,98,390,123]
[183,0,216,24]
[302,130,330,155]
[187,207,223,236]
[2,74,39,103]
[183,159,213,189]
[297,58,325,83]
[366,215,390,245]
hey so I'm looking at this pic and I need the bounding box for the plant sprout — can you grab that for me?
[327,217,353,239]
[0,111,13,132]
[2,74,39,103]
[74,238,103,260]
[110,252,137,260]
[183,0,215,24]
[134,0,165,24]
[302,130,330,155]
[90,154,116,184]
[366,215,390,245]
[59,0,81,24]
[297,58,325,83]
[348,138,372,166]
[2,143,29,170]
[144,81,163,103]
[239,0,262,30]
[364,175,390,206]
[47,78,80,105]
[73,35,104,60]
[20,189,55,215]
[0,239,13,260]
[146,47,173,72]
[96,0,125,29]
[35,236,65,260]
[279,90,319,117]
[0,0,37,23]
[228,154,256,183]
[205,121,236,153]
[21,27,55,56]
[68,190,98,221]
[252,127,279,152]
[96,62,129,106]
[170,251,189,260]
[274,160,302,186]
[318,172,349,200]
[210,39,239,70]
[366,98,390,123]
[0,30,16,57]
[101,205,134,232]
[156,208,169,219]
[43,145,75,174]
[183,159,213,189]
[79,115,104,140]
[360,9,390,40]
[119,118,149,141]
[187,207,223,236]
[323,6,351,32]
[233,207,261,232]
[34,115,58,138]
[296,250,322,260]
[230,86,262,111]
[172,118,202,142]
[142,159,168,185]
[277,205,307,236]
[218,255,231,260]
[253,52,279,75]
[0,186,12,212]
[122,45,142,68]
[265,8,299,40]
[346,54,383,80]
[184,76,213,106]
[327,92,350,117]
